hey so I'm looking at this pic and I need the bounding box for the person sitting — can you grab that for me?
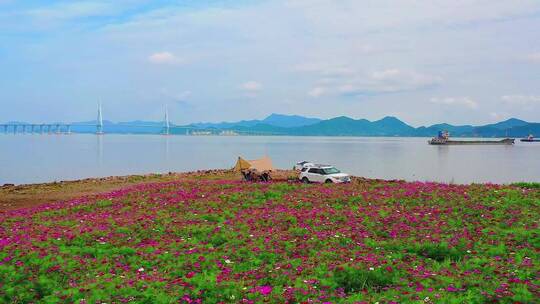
[260,171,270,182]
[241,169,252,181]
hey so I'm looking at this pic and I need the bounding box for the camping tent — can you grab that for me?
[233,156,274,172]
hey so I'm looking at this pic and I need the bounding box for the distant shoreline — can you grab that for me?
[0,132,524,139]
[0,170,294,211]
[2,169,538,212]
[2,116,537,137]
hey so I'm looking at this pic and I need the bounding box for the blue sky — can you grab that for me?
[1,0,540,126]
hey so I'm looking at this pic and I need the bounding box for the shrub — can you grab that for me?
[511,182,540,189]
[333,265,397,293]
[409,242,466,262]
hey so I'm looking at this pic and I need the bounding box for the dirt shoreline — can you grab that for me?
[0,169,297,211]
[5,170,530,212]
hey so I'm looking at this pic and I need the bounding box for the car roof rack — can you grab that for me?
[311,164,332,168]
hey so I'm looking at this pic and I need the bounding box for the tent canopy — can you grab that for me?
[233,157,252,172]
[233,156,274,172]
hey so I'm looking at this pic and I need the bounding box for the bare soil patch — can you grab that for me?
[0,170,296,211]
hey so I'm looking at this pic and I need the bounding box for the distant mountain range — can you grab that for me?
[189,113,322,129]
[185,115,539,137]
[3,114,539,137]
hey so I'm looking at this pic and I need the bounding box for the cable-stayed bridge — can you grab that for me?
[1,105,283,136]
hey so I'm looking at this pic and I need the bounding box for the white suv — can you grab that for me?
[299,165,351,184]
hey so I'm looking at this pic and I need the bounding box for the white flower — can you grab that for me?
[224,259,232,264]
[138,267,144,272]
[369,267,374,271]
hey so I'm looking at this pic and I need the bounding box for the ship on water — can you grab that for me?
[520,134,540,142]
[428,131,515,145]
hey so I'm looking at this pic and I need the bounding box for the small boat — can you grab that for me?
[520,134,540,142]
[428,131,514,145]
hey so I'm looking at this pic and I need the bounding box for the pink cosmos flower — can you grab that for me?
[446,285,459,292]
[253,285,272,295]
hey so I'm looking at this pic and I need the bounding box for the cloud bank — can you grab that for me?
[1,0,539,125]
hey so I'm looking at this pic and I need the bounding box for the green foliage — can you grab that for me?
[408,242,466,262]
[333,266,398,293]
[1,178,539,303]
[511,182,540,189]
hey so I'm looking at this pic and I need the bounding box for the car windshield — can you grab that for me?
[322,167,340,174]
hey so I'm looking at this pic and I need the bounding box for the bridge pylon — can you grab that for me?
[96,102,104,135]
[163,104,170,135]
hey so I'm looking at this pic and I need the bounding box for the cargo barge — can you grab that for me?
[520,135,540,142]
[428,131,515,145]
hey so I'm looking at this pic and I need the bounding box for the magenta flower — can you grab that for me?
[0,176,537,303]
[446,285,459,292]
[256,285,272,295]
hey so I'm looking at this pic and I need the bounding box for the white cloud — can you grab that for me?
[3,1,540,124]
[526,52,540,63]
[371,69,441,88]
[161,89,191,100]
[310,68,442,96]
[295,61,443,98]
[489,112,508,121]
[430,97,478,109]
[501,95,540,105]
[148,52,183,65]
[308,87,326,98]
[294,63,355,77]
[176,90,192,100]
[286,0,540,32]
[240,81,262,91]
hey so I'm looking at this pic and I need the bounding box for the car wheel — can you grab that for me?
[325,179,333,184]
[301,177,310,184]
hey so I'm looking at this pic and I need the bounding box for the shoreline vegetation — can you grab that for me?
[0,170,295,211]
[1,170,538,211]
[1,170,539,302]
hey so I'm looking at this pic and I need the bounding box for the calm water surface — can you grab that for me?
[1,134,539,184]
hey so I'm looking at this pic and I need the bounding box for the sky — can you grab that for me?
[1,0,540,126]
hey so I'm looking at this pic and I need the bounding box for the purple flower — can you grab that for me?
[258,285,272,295]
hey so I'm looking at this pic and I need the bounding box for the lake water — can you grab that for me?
[0,134,539,185]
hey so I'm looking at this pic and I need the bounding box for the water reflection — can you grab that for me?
[164,135,170,167]
[96,134,103,167]
[1,135,539,184]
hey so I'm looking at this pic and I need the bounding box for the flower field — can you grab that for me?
[1,176,539,303]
